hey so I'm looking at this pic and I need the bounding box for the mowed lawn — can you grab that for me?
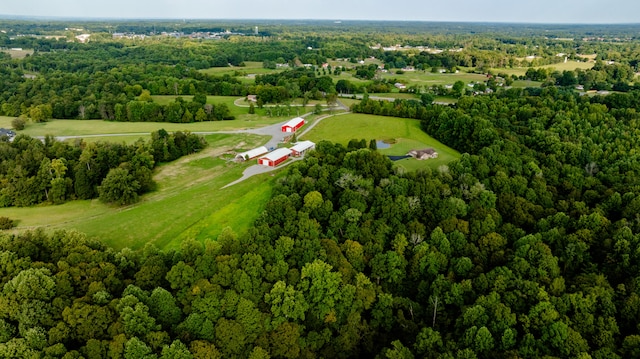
[0,133,276,250]
[380,70,488,87]
[11,115,290,140]
[491,60,594,77]
[6,96,304,138]
[199,61,285,77]
[302,113,460,171]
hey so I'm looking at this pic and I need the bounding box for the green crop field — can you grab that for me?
[302,113,460,171]
[0,133,276,250]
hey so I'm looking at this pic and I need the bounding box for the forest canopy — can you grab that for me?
[1,87,640,357]
[1,19,640,358]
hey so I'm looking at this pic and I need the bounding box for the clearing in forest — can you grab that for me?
[302,113,460,171]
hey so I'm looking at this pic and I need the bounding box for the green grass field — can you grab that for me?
[12,115,289,139]
[380,70,488,87]
[0,89,462,251]
[0,133,275,250]
[1,49,34,59]
[491,60,594,77]
[199,61,284,77]
[511,80,544,88]
[302,113,460,171]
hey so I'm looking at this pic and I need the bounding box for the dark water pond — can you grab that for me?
[388,155,411,161]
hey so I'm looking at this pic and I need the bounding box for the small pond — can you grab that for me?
[376,140,391,149]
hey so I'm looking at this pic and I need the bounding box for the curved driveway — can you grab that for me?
[47,109,346,189]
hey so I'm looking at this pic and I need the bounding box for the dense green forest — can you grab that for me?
[1,20,640,358]
[0,130,206,207]
[2,88,640,357]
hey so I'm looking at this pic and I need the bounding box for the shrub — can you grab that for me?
[12,117,25,131]
[0,216,16,230]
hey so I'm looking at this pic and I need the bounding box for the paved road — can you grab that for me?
[44,109,345,189]
[221,110,348,189]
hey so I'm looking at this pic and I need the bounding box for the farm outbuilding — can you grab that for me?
[290,140,315,157]
[408,148,439,160]
[281,117,305,133]
[235,146,269,161]
[258,148,292,167]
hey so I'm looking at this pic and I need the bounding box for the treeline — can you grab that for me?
[113,95,233,123]
[521,60,637,91]
[1,87,640,358]
[0,63,245,120]
[0,130,206,207]
[250,68,335,105]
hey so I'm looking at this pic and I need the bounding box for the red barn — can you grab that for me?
[281,117,305,133]
[257,148,293,167]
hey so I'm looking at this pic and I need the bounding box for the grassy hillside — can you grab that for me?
[0,133,274,250]
[302,113,460,171]
[0,107,461,250]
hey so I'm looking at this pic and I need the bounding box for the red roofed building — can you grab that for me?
[281,117,305,133]
[258,148,293,167]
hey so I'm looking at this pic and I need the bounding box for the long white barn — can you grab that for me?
[235,146,269,161]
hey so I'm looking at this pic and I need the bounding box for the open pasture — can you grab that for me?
[0,133,274,250]
[491,60,594,77]
[199,61,284,77]
[380,70,488,87]
[302,113,460,170]
[1,48,34,59]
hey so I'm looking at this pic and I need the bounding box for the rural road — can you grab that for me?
[339,93,452,106]
[46,109,347,189]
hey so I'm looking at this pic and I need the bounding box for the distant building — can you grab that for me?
[290,141,315,157]
[258,148,292,167]
[246,95,257,102]
[408,148,438,160]
[0,128,16,141]
[75,34,91,43]
[394,83,407,90]
[281,117,305,133]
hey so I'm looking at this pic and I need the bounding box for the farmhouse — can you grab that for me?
[258,148,292,167]
[0,128,16,141]
[290,141,315,157]
[235,146,268,161]
[281,117,305,133]
[408,148,438,160]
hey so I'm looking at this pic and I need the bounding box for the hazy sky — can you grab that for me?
[1,0,639,24]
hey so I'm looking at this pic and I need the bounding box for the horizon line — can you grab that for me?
[1,14,639,26]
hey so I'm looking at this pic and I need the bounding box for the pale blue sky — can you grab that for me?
[1,0,638,23]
